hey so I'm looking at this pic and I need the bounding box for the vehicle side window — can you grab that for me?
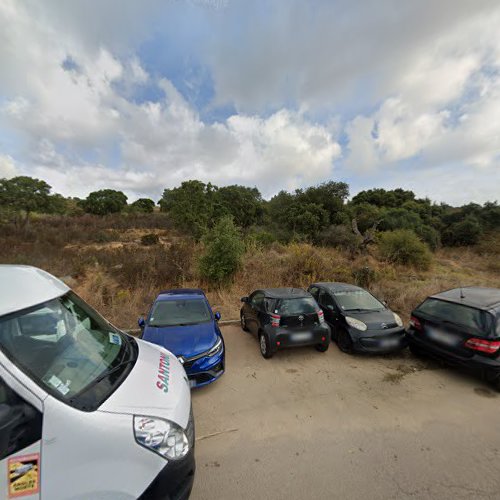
[0,376,42,460]
[318,291,335,309]
[309,287,319,300]
[250,292,265,309]
[263,298,276,313]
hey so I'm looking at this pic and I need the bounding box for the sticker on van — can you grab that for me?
[8,454,40,498]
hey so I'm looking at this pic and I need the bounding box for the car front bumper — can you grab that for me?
[352,328,407,354]
[183,349,225,388]
[138,446,195,500]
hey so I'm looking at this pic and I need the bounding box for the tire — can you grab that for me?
[487,371,500,392]
[315,343,329,352]
[337,329,353,354]
[409,343,426,358]
[259,332,273,359]
[240,312,249,332]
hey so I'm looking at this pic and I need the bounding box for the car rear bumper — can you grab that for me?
[407,330,500,375]
[353,328,407,354]
[268,324,331,351]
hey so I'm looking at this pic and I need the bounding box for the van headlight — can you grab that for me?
[134,416,189,460]
[393,313,403,327]
[207,337,223,357]
[345,316,367,331]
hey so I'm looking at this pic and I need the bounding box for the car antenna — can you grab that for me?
[460,285,465,299]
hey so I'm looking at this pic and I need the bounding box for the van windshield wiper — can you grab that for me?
[82,359,136,393]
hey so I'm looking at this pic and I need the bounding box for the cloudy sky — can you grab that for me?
[1,0,499,204]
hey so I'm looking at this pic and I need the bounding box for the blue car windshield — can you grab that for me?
[149,299,212,327]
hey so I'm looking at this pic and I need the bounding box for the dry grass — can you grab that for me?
[1,216,499,329]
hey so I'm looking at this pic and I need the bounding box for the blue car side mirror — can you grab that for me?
[214,312,221,321]
[138,316,146,329]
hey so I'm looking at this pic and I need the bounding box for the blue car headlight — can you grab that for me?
[207,337,223,357]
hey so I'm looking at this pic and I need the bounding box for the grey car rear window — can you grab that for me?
[416,299,493,336]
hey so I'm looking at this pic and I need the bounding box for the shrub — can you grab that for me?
[141,233,160,246]
[319,224,359,251]
[442,216,483,246]
[199,216,245,285]
[378,230,432,269]
[352,266,375,288]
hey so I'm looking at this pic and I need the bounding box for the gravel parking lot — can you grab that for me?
[191,325,500,500]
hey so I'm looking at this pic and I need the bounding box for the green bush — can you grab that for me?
[442,216,482,246]
[378,230,432,269]
[199,216,245,285]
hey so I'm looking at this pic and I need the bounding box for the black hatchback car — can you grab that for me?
[240,288,331,358]
[407,287,500,390]
[308,282,407,354]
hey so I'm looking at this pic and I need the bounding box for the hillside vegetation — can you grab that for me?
[1,175,499,329]
[0,213,498,329]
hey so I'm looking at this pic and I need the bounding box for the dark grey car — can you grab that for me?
[240,288,331,359]
[308,282,407,354]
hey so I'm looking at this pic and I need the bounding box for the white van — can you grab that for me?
[0,265,195,500]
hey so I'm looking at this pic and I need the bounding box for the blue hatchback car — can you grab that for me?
[139,288,225,388]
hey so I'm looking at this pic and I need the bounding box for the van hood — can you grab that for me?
[98,338,191,428]
[143,321,218,358]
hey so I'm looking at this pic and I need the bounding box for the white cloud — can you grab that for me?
[0,155,17,179]
[0,0,499,204]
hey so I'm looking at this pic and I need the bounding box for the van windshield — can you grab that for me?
[0,292,136,411]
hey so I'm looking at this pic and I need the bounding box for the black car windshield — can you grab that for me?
[0,292,134,410]
[149,298,211,326]
[277,297,318,315]
[333,290,384,312]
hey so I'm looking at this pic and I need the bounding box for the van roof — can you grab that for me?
[0,265,69,317]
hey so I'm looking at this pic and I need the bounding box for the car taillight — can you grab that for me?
[317,309,325,324]
[409,316,422,331]
[271,314,281,327]
[464,338,500,354]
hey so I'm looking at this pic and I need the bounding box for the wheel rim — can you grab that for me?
[260,335,267,354]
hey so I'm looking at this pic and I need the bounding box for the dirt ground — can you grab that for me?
[190,325,500,500]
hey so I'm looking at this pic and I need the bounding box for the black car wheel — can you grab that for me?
[409,343,426,358]
[240,312,249,332]
[315,343,329,352]
[337,329,353,354]
[259,332,273,359]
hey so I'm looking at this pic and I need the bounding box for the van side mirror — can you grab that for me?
[138,316,146,329]
[241,297,248,303]
[214,312,221,321]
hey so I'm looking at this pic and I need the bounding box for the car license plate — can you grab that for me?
[291,332,312,342]
[380,337,399,348]
[426,328,457,347]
